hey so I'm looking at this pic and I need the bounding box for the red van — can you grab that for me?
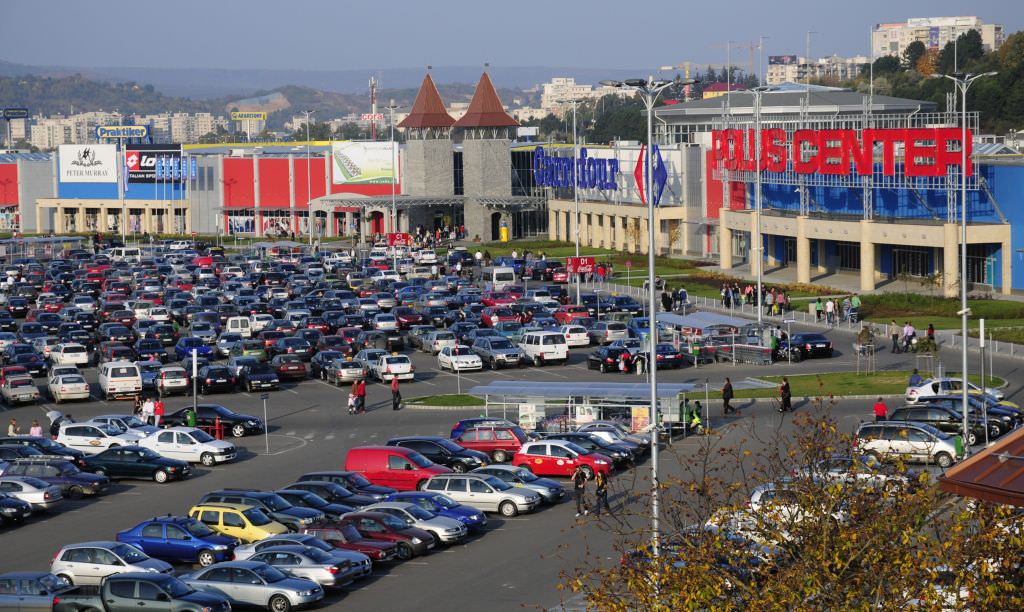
[344,446,452,491]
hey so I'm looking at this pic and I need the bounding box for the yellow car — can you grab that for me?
[188,503,288,543]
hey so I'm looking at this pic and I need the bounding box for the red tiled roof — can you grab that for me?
[452,72,519,128]
[398,74,455,129]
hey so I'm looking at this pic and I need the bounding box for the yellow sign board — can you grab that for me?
[231,111,267,121]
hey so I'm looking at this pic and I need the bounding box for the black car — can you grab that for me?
[0,493,32,524]
[296,471,396,500]
[270,337,314,361]
[654,343,686,369]
[544,432,637,467]
[238,362,281,392]
[98,323,135,344]
[310,351,347,380]
[281,480,378,508]
[6,297,29,317]
[353,330,404,353]
[275,488,355,520]
[0,445,45,462]
[0,457,109,498]
[134,338,168,363]
[0,435,86,465]
[163,404,263,438]
[888,405,988,446]
[586,346,631,373]
[0,314,18,332]
[197,365,236,394]
[418,306,449,328]
[146,324,179,347]
[386,436,488,472]
[199,488,324,530]
[783,333,834,361]
[11,353,46,377]
[611,296,643,315]
[82,446,191,483]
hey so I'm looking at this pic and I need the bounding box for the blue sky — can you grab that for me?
[1,0,1021,71]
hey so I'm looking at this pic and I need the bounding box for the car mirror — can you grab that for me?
[404,464,413,470]
[156,593,170,602]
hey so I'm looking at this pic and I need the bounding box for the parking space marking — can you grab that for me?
[263,434,309,456]
[532,368,568,378]
[287,389,301,395]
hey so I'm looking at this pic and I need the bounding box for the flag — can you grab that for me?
[633,145,646,205]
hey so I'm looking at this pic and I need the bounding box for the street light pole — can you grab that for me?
[387,100,402,273]
[601,76,694,559]
[750,86,775,324]
[940,71,996,452]
[556,98,582,305]
[302,110,314,246]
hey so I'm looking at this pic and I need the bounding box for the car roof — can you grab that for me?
[59,540,121,549]
[190,502,255,511]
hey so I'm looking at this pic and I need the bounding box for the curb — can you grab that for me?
[403,403,486,411]
[698,394,904,406]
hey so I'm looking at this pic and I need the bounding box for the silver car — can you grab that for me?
[181,560,324,611]
[471,465,565,504]
[0,572,73,611]
[325,359,367,385]
[215,331,243,354]
[231,533,372,581]
[471,337,523,369]
[248,544,362,587]
[51,541,173,585]
[363,501,468,545]
[0,476,63,511]
[422,474,541,517]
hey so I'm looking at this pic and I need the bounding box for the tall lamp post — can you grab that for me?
[386,100,403,272]
[301,110,315,246]
[601,76,695,558]
[748,86,776,324]
[938,71,996,451]
[556,98,582,304]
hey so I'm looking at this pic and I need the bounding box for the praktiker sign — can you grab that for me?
[710,128,973,177]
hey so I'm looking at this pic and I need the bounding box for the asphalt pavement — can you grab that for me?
[0,315,1020,611]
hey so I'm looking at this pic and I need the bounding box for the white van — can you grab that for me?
[519,331,569,366]
[226,316,253,338]
[489,266,516,292]
[106,247,142,262]
[98,360,143,400]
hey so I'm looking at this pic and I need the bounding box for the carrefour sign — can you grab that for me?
[533,146,619,191]
[96,125,149,139]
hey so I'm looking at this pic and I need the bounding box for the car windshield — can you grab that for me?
[299,492,332,508]
[111,543,149,563]
[380,515,409,530]
[261,494,292,511]
[243,508,273,526]
[163,577,195,597]
[121,415,147,428]
[483,476,510,491]
[138,449,162,460]
[407,451,433,468]
[139,363,162,373]
[253,564,288,583]
[563,442,589,455]
[303,547,333,563]
[346,473,372,487]
[341,524,363,540]
[405,505,434,520]
[191,430,215,443]
[513,468,538,482]
[185,518,215,537]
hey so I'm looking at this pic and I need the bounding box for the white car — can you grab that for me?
[156,366,190,396]
[49,343,90,367]
[47,373,91,403]
[558,325,591,348]
[371,354,415,382]
[353,349,388,372]
[423,331,457,355]
[250,313,275,332]
[416,249,438,264]
[438,345,483,372]
[87,414,160,436]
[0,476,63,511]
[372,313,399,331]
[905,377,1006,403]
[138,427,237,466]
[56,422,143,455]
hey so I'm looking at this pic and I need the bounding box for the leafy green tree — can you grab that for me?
[872,56,902,75]
[292,121,333,141]
[903,41,926,71]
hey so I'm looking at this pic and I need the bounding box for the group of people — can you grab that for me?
[887,320,936,353]
[721,284,792,316]
[720,376,791,414]
[347,377,403,414]
[572,464,611,519]
[814,295,861,326]
[6,418,43,437]
[133,395,167,427]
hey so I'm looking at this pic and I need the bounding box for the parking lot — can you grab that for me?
[0,243,1020,611]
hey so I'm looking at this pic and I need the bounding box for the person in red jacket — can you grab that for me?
[872,397,887,422]
[391,377,401,411]
[357,380,367,414]
[153,398,165,428]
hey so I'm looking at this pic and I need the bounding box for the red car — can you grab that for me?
[303,317,332,333]
[391,308,423,329]
[480,292,515,307]
[480,307,516,328]
[335,512,435,560]
[271,354,307,380]
[552,267,569,283]
[317,336,353,355]
[302,523,399,563]
[505,285,526,300]
[259,330,288,349]
[512,439,612,478]
[344,446,452,492]
[553,305,590,325]
[336,327,363,345]
[454,425,528,463]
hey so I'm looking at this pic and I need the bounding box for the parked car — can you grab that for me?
[421,473,541,517]
[196,365,237,394]
[0,475,62,512]
[386,436,488,473]
[384,491,488,532]
[56,422,143,455]
[437,345,484,372]
[187,503,289,543]
[888,405,989,446]
[362,501,468,545]
[324,358,367,385]
[198,489,325,531]
[230,533,372,580]
[50,541,173,586]
[82,446,191,483]
[334,512,434,560]
[0,456,109,499]
[470,336,523,369]
[116,515,239,567]
[301,522,399,563]
[295,470,396,500]
[247,544,363,588]
[48,373,91,403]
[163,404,263,438]
[238,362,281,392]
[138,427,237,466]
[512,439,612,478]
[905,376,1007,403]
[179,560,324,610]
[1,375,39,405]
[854,421,963,468]
[156,365,190,396]
[470,464,565,504]
[0,571,74,610]
[343,446,453,492]
[368,353,414,382]
[271,354,308,381]
[454,424,529,463]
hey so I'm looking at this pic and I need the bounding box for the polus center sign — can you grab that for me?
[711,127,973,177]
[533,146,619,190]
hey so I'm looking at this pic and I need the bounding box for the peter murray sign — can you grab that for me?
[58,144,117,183]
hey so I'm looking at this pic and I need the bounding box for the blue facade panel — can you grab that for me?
[988,164,1024,289]
[125,182,185,200]
[57,182,118,199]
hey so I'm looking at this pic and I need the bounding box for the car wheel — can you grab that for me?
[990,425,1003,438]
[415,479,427,491]
[451,462,467,473]
[232,424,246,438]
[935,452,954,469]
[268,594,292,612]
[153,469,169,484]
[492,450,507,463]
[200,452,216,467]
[396,542,414,560]
[599,363,607,373]
[428,531,442,547]
[581,466,594,480]
[197,549,216,567]
[499,500,519,517]
[56,574,73,585]
[966,431,977,446]
[66,485,84,499]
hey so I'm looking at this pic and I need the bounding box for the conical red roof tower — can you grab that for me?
[453,72,519,128]
[398,73,455,129]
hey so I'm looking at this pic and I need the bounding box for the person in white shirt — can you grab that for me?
[141,397,155,425]
[824,299,835,325]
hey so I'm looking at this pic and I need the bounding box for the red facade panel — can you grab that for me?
[258,158,290,208]
[704,151,746,218]
[294,158,327,209]
[0,164,18,206]
[223,158,255,208]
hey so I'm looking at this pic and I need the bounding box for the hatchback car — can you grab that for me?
[335,511,434,560]
[386,436,488,473]
[180,560,324,611]
[51,541,173,585]
[116,515,238,567]
[854,421,963,468]
[231,533,372,580]
[421,474,541,517]
[362,501,468,546]
[187,503,289,544]
[512,440,612,478]
[470,464,565,504]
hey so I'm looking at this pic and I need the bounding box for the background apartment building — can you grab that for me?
[872,16,1005,57]
[766,55,870,86]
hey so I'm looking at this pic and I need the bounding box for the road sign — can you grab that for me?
[361,113,385,121]
[565,256,595,274]
[2,108,28,120]
[386,232,411,247]
[260,393,269,400]
[625,260,633,268]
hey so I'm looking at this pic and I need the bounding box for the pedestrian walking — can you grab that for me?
[7,418,19,436]
[889,320,901,353]
[29,420,42,436]
[142,397,155,425]
[391,376,402,411]
[350,381,359,415]
[722,377,735,415]
[572,465,590,518]
[824,299,835,326]
[153,398,165,428]
[872,397,888,422]
[357,380,367,414]
[815,298,823,322]
[593,470,611,517]
[779,377,792,413]
[661,291,672,312]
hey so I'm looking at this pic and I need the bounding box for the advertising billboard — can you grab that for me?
[565,256,596,274]
[231,111,267,121]
[769,55,798,65]
[125,144,183,184]
[331,142,399,185]
[96,125,149,139]
[58,144,117,183]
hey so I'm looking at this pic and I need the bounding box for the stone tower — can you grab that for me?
[453,72,519,241]
[398,72,456,232]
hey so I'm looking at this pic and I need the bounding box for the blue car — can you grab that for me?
[175,336,212,361]
[385,491,488,532]
[116,515,238,567]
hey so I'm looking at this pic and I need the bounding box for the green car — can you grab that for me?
[82,446,192,484]
[229,339,269,362]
